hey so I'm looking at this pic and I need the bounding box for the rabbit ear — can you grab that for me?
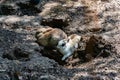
[66,38,70,42]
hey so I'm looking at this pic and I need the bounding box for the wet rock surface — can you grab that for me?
[0,0,120,80]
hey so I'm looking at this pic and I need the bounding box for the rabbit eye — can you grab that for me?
[61,43,65,47]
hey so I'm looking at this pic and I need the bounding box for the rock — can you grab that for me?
[39,2,60,17]
[39,75,56,80]
[84,34,113,61]
[40,4,70,29]
[0,15,42,29]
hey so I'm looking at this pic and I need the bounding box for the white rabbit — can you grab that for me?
[57,34,81,60]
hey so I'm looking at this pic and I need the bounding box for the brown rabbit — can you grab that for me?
[35,27,67,48]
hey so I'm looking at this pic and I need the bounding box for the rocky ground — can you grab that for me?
[0,0,120,80]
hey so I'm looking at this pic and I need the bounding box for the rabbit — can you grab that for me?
[57,34,81,60]
[35,27,67,48]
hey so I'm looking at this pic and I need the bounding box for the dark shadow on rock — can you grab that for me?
[40,48,67,65]
[16,2,41,16]
[0,28,24,49]
[0,28,34,61]
[41,18,69,30]
[2,47,30,61]
[0,4,18,15]
[79,35,114,61]
[0,0,47,16]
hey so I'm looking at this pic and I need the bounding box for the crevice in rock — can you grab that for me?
[40,48,67,65]
[2,47,30,61]
[41,18,69,29]
[0,4,18,15]
[16,2,41,16]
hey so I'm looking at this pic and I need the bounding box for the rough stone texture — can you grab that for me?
[0,0,120,80]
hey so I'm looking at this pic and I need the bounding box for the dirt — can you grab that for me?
[0,0,120,80]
